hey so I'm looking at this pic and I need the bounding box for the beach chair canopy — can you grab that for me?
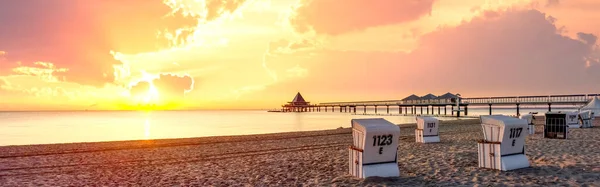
[581,96,600,116]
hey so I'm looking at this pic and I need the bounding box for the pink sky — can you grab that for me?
[0,0,599,110]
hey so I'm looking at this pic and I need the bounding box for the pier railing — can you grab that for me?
[318,94,600,107]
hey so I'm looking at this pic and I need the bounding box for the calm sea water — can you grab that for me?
[0,107,577,146]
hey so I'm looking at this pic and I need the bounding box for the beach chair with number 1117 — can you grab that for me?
[477,115,530,171]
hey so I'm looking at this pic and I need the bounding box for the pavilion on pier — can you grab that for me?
[282,92,313,112]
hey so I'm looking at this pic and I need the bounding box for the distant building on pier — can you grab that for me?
[401,92,460,104]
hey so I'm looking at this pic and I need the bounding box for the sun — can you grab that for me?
[129,71,161,109]
[141,71,160,103]
[125,71,186,111]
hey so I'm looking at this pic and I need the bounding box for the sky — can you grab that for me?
[1,0,600,111]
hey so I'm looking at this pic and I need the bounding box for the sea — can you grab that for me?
[0,107,579,146]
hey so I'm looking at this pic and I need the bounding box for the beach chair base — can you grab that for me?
[568,124,581,129]
[528,124,535,135]
[543,126,569,139]
[478,142,530,171]
[415,129,440,143]
[362,163,399,178]
[581,119,593,128]
[349,148,399,178]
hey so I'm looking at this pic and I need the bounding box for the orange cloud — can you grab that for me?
[0,51,6,70]
[262,38,321,82]
[266,39,319,56]
[129,81,151,98]
[0,77,9,89]
[288,0,436,35]
[160,0,253,47]
[1,62,88,100]
[11,62,68,82]
[164,0,249,21]
[546,0,560,7]
[0,1,220,87]
[154,73,195,96]
[3,0,600,110]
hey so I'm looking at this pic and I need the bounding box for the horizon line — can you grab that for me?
[0,109,272,112]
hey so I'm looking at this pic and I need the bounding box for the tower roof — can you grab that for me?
[436,92,459,99]
[420,93,437,100]
[292,92,307,103]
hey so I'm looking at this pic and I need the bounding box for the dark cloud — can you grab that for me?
[288,0,436,35]
[258,8,600,100]
[406,8,600,93]
[577,32,598,45]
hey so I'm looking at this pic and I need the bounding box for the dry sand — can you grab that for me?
[0,118,599,186]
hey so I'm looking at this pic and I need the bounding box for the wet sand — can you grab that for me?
[0,118,599,186]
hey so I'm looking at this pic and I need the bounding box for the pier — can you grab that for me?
[284,93,600,117]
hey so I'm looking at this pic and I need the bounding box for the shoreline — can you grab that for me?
[1,118,598,186]
[0,118,477,157]
[0,116,475,148]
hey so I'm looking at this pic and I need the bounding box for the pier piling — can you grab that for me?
[444,106,447,115]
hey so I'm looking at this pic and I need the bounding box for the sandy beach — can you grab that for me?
[0,118,599,186]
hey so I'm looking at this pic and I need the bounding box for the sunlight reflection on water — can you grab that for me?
[144,117,151,139]
[1,108,556,146]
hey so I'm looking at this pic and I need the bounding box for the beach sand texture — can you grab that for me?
[0,118,599,186]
